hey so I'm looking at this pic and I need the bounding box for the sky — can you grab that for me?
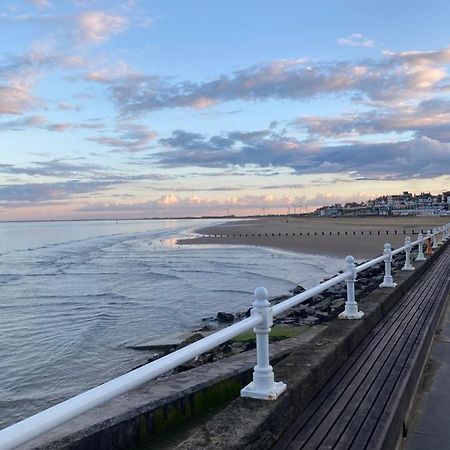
[0,0,449,220]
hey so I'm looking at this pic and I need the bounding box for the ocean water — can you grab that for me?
[0,219,342,429]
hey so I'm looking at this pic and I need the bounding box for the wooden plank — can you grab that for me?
[274,269,438,449]
[305,264,444,449]
[334,265,449,449]
[348,257,450,449]
[274,246,450,450]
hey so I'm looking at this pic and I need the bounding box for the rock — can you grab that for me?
[181,333,204,346]
[244,341,256,351]
[270,294,291,303]
[202,316,215,322]
[196,324,216,332]
[332,298,345,309]
[322,285,345,298]
[291,285,306,295]
[217,311,235,323]
[315,311,331,321]
[314,299,331,312]
[287,309,308,319]
[302,316,319,325]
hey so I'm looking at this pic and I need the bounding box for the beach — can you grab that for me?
[179,216,449,260]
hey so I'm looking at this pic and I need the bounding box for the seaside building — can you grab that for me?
[317,190,450,217]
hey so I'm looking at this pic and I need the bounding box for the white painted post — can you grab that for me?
[380,243,397,288]
[432,228,438,249]
[415,232,426,261]
[445,223,449,241]
[241,287,286,400]
[402,236,415,271]
[339,255,364,320]
[437,226,443,245]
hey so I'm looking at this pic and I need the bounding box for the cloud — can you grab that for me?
[0,46,87,115]
[0,159,105,178]
[87,123,157,152]
[0,158,172,182]
[0,115,46,130]
[0,79,38,114]
[338,34,375,48]
[75,193,311,216]
[0,114,105,132]
[73,191,377,219]
[294,97,450,142]
[75,11,128,43]
[0,180,115,203]
[100,47,450,114]
[58,101,81,111]
[26,0,52,9]
[153,128,450,180]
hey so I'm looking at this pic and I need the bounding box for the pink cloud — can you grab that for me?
[26,0,52,9]
[0,80,38,114]
[76,11,128,43]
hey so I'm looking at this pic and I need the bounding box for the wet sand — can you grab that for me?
[179,216,449,260]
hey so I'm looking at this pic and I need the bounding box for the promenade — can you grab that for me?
[405,283,450,449]
[272,244,450,449]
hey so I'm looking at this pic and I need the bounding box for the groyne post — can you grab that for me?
[380,243,397,288]
[240,287,287,400]
[415,233,426,261]
[339,255,364,320]
[402,237,415,271]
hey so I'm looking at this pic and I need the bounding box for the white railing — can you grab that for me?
[0,224,448,450]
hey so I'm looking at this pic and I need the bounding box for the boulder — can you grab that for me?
[217,311,235,323]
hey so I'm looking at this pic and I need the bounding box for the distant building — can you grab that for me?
[316,190,449,217]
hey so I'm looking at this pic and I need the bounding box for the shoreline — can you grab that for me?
[178,216,448,259]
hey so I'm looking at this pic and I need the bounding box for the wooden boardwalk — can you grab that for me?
[273,244,450,450]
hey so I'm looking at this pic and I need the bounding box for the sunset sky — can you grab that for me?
[1,0,449,220]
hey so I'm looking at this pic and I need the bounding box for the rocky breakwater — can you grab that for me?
[138,250,412,374]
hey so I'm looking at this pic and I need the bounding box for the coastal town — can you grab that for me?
[317,190,450,217]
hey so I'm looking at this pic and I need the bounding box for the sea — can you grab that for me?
[0,219,343,429]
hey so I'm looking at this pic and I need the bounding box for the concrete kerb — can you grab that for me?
[175,242,449,450]
[18,243,447,450]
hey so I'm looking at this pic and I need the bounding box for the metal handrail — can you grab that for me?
[0,223,448,450]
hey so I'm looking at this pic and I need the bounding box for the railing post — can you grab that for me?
[432,227,438,249]
[402,236,415,270]
[444,223,449,241]
[437,226,443,245]
[380,243,397,288]
[415,232,426,261]
[241,287,286,400]
[339,255,364,320]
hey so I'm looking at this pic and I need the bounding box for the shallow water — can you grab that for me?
[0,219,342,428]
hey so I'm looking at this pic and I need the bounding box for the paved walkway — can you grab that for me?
[404,289,450,449]
[273,244,450,450]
